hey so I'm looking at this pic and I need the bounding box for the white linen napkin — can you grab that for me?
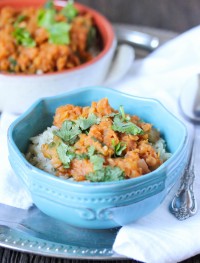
[111,25,200,263]
[0,112,32,209]
[1,24,200,263]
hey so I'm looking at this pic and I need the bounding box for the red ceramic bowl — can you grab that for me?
[0,0,116,112]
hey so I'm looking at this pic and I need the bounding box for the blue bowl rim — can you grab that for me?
[8,86,187,188]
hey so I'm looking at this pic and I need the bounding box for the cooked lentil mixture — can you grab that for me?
[27,98,171,182]
[0,0,99,74]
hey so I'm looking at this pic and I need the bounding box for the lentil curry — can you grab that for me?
[28,98,171,182]
[0,0,99,74]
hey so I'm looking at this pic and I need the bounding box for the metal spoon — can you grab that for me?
[169,76,200,220]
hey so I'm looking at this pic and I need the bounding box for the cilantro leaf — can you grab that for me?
[77,113,100,131]
[38,9,55,29]
[88,146,95,157]
[14,15,26,27]
[75,153,89,160]
[87,26,96,48]
[112,115,144,135]
[48,22,71,45]
[57,142,75,168]
[61,0,78,22]
[38,8,71,45]
[8,57,17,67]
[54,120,81,144]
[104,112,119,118]
[86,169,105,182]
[44,0,54,9]
[113,142,127,156]
[104,166,125,181]
[13,27,36,47]
[86,166,125,182]
[119,105,130,121]
[90,155,104,170]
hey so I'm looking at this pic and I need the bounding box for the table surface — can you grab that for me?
[1,24,200,263]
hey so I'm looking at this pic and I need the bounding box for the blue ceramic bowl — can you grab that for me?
[8,87,188,229]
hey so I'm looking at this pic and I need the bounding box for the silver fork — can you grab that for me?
[169,126,199,220]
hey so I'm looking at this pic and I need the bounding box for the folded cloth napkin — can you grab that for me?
[0,112,32,209]
[1,25,200,263]
[111,25,200,263]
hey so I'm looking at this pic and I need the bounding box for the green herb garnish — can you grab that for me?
[37,5,71,45]
[14,15,26,27]
[75,153,89,160]
[90,155,104,171]
[88,145,95,157]
[77,113,100,131]
[119,105,130,122]
[112,116,144,135]
[112,106,144,135]
[86,166,125,182]
[8,57,17,67]
[87,26,96,48]
[54,120,81,144]
[48,22,71,44]
[61,0,78,22]
[13,27,36,47]
[112,141,127,156]
[44,0,54,9]
[57,142,75,168]
[38,9,55,28]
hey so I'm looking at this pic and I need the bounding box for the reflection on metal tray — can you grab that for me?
[0,204,121,259]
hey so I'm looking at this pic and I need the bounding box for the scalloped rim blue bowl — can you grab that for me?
[7,87,188,228]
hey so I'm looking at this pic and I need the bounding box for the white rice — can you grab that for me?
[153,138,172,161]
[26,126,58,174]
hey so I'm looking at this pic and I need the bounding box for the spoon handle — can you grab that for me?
[193,74,200,117]
[169,125,199,220]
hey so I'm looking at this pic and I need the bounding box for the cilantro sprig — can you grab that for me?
[37,0,78,45]
[37,1,72,45]
[86,166,125,182]
[86,148,125,182]
[57,141,75,168]
[13,15,36,48]
[61,0,78,22]
[112,140,127,156]
[13,27,36,47]
[54,120,81,145]
[77,113,101,131]
[112,106,144,135]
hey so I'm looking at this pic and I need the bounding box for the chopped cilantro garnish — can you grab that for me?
[104,112,119,118]
[86,166,125,182]
[38,9,55,29]
[119,105,130,121]
[112,141,127,156]
[61,0,78,22]
[77,113,100,131]
[57,142,75,168]
[76,153,89,160]
[112,115,144,135]
[48,22,71,45]
[13,27,36,47]
[44,0,54,9]
[88,146,95,157]
[90,155,104,170]
[54,120,81,145]
[37,6,71,45]
[87,26,96,48]
[8,57,17,67]
[14,15,26,27]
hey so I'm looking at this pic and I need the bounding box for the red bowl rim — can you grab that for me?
[0,0,115,78]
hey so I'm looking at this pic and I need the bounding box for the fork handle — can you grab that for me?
[169,125,200,220]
